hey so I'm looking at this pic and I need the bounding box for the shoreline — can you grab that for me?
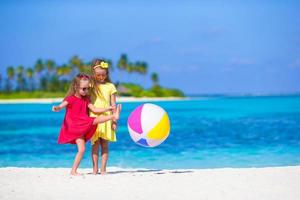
[1,166,299,200]
[0,96,189,104]
[1,95,298,104]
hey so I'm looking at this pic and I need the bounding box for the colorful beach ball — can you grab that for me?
[127,103,170,147]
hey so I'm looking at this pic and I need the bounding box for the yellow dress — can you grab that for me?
[90,82,117,144]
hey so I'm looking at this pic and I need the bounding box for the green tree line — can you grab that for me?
[0,54,184,98]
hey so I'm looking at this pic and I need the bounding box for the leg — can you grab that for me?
[71,137,85,176]
[100,138,109,175]
[92,104,122,125]
[93,115,114,125]
[91,139,100,175]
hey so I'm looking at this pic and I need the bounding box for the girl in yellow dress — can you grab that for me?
[89,59,120,174]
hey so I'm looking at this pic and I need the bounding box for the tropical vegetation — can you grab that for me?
[0,54,184,99]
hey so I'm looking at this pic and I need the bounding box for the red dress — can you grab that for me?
[58,95,97,144]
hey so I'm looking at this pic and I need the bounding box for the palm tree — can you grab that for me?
[45,59,56,75]
[70,55,82,67]
[43,59,57,92]
[62,64,72,79]
[125,62,137,83]
[34,59,44,74]
[127,63,135,73]
[26,68,34,91]
[151,72,159,86]
[125,61,148,75]
[140,62,148,75]
[0,73,2,91]
[79,60,92,74]
[135,61,148,74]
[48,76,60,92]
[69,55,83,74]
[56,66,64,77]
[56,64,72,81]
[6,66,15,92]
[16,65,25,91]
[34,59,44,90]
[117,54,128,83]
[134,61,141,73]
[117,54,128,70]
[132,61,148,87]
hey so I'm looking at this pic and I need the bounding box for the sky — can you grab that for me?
[0,0,300,95]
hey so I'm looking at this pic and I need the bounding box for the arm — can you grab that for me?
[88,103,112,114]
[52,101,68,112]
[110,93,118,130]
[110,93,117,113]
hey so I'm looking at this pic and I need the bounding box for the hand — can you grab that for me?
[52,106,61,112]
[110,104,116,112]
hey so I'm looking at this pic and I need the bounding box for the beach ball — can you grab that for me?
[127,103,170,147]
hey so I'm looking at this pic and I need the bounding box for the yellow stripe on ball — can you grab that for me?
[147,113,170,140]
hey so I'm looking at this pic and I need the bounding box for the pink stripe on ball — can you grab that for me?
[128,104,144,134]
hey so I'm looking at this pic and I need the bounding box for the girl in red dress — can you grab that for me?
[52,73,121,175]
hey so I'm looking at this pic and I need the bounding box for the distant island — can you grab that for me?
[0,54,184,99]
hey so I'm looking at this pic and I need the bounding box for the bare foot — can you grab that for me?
[92,169,99,175]
[113,104,122,120]
[70,171,82,176]
[100,171,107,175]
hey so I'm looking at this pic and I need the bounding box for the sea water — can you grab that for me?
[0,96,299,169]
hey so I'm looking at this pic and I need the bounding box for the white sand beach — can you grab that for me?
[0,166,299,200]
[0,97,188,104]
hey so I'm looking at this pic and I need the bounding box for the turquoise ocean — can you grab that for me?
[0,96,299,169]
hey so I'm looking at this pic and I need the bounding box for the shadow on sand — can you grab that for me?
[86,169,194,175]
